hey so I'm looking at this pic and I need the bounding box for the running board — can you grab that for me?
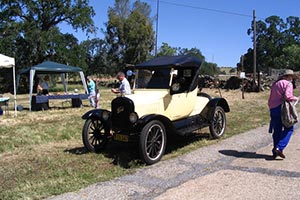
[172,114,209,136]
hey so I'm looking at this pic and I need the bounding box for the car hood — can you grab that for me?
[126,90,169,117]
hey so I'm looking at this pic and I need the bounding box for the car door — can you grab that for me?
[164,89,197,121]
[163,68,197,120]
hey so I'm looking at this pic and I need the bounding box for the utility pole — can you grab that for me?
[253,9,258,91]
[241,55,244,72]
[241,55,245,99]
[155,0,160,56]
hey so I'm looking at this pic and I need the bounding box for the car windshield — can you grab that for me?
[135,69,171,89]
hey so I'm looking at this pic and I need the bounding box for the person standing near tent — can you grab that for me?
[39,75,50,95]
[33,75,40,93]
[87,76,95,107]
[94,78,100,109]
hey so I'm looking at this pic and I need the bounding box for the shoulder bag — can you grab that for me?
[281,83,298,128]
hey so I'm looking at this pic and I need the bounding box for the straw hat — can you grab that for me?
[282,69,295,77]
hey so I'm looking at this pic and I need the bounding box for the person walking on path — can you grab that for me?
[111,72,131,95]
[87,76,96,107]
[268,69,299,159]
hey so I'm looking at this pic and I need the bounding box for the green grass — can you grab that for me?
[0,88,271,199]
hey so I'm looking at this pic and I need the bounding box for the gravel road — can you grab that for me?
[48,124,300,200]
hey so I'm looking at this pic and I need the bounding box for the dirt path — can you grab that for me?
[47,124,300,200]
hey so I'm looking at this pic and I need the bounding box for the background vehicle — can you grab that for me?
[82,55,230,165]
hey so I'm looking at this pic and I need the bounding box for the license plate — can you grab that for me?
[114,134,129,142]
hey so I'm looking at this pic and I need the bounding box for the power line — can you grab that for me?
[145,0,264,20]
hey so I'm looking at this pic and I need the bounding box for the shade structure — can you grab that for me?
[17,61,88,111]
[0,54,17,116]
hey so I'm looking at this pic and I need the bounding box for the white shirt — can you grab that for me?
[119,78,131,95]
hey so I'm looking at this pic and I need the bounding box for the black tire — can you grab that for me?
[139,120,167,165]
[209,106,226,139]
[82,118,108,152]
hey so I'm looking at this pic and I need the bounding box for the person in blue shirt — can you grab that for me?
[87,76,96,107]
[111,72,131,95]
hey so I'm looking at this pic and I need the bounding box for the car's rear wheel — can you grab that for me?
[139,120,167,165]
[209,106,226,139]
[82,118,109,152]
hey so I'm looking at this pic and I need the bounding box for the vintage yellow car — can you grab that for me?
[82,55,230,165]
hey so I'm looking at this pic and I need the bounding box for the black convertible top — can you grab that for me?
[135,55,202,69]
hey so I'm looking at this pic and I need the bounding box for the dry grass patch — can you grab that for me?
[0,88,271,200]
[0,140,131,200]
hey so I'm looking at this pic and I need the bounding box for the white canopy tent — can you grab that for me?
[0,54,17,116]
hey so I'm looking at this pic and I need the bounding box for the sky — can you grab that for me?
[60,0,300,67]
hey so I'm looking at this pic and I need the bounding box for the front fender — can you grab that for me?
[81,109,110,120]
[135,114,173,132]
[200,97,230,120]
[208,98,230,112]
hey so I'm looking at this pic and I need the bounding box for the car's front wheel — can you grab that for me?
[82,118,109,152]
[139,120,167,165]
[209,106,226,139]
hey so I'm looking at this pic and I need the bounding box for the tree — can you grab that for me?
[0,0,96,69]
[178,47,205,61]
[201,62,219,76]
[157,42,177,56]
[177,47,219,75]
[244,15,300,72]
[240,48,254,73]
[0,0,96,92]
[157,43,219,76]
[274,44,300,70]
[285,16,300,44]
[123,9,154,64]
[105,0,154,68]
[80,38,111,75]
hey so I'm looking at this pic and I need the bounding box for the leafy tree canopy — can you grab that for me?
[243,15,300,73]
[157,42,219,76]
[0,0,95,69]
[80,38,111,75]
[157,42,177,56]
[104,0,154,69]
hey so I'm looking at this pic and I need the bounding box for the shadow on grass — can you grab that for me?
[64,142,141,168]
[48,106,74,110]
[219,150,278,161]
[64,147,89,155]
[103,142,142,168]
[20,106,78,111]
[65,132,213,168]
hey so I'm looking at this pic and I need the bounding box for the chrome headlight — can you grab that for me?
[129,112,138,123]
[102,111,110,121]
